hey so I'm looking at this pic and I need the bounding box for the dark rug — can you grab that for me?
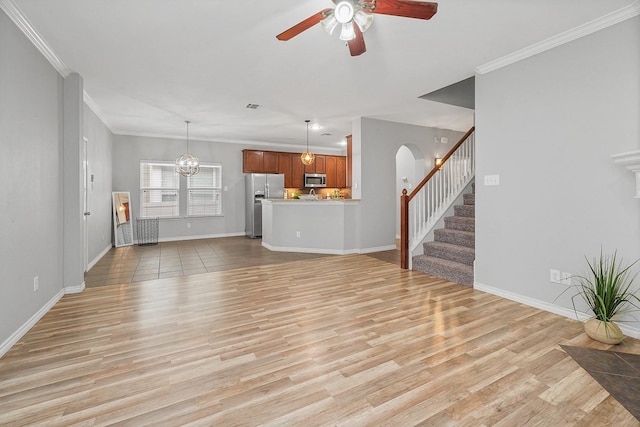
[561,345,640,420]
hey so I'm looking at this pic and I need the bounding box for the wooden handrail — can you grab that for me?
[408,126,475,202]
[400,126,475,269]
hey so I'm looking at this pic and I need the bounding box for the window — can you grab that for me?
[187,164,222,216]
[140,162,179,217]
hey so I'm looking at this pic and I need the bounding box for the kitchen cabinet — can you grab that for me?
[292,157,305,189]
[242,150,278,173]
[277,153,293,187]
[243,148,346,189]
[336,156,347,188]
[325,156,337,188]
[346,135,352,188]
[304,155,325,174]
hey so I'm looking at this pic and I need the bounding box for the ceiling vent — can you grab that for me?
[245,104,260,109]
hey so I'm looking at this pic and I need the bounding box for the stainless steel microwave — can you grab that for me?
[304,173,326,188]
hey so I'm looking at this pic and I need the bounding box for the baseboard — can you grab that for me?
[136,232,246,244]
[0,288,65,358]
[474,281,640,340]
[261,242,360,255]
[358,244,397,254]
[87,244,112,271]
[65,281,85,294]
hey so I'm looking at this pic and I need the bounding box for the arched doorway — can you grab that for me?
[395,144,425,240]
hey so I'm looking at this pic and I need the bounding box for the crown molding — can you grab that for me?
[476,0,640,75]
[612,150,640,198]
[83,92,114,133]
[0,0,71,76]
[0,0,116,133]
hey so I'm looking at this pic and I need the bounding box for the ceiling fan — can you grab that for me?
[276,0,438,56]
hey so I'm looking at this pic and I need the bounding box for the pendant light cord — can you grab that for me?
[185,120,190,153]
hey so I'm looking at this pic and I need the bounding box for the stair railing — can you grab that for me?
[401,127,475,269]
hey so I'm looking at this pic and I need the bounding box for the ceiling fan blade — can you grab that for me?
[348,25,366,56]
[276,8,332,41]
[370,0,438,20]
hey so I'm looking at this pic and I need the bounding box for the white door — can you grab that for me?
[83,137,89,271]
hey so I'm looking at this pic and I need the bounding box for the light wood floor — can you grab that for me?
[2,254,639,426]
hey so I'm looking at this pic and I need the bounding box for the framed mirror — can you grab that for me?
[112,192,133,247]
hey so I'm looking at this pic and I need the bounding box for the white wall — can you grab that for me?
[84,104,114,264]
[353,118,465,250]
[0,9,65,347]
[475,16,640,330]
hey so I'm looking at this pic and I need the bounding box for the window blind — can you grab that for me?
[187,164,222,216]
[140,162,179,218]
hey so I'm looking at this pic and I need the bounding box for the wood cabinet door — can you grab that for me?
[325,156,337,188]
[263,151,279,173]
[277,153,293,187]
[243,150,264,173]
[292,157,305,189]
[346,135,352,187]
[336,156,347,188]
[314,155,326,174]
[304,157,315,173]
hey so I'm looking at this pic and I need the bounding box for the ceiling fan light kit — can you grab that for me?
[339,21,356,41]
[276,0,438,56]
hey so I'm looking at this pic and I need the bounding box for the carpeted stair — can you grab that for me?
[412,187,475,286]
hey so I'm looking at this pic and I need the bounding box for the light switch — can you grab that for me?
[484,175,500,186]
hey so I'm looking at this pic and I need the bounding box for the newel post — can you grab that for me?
[400,189,409,269]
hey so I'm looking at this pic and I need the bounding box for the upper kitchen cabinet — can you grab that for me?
[336,156,347,188]
[325,156,337,187]
[277,153,293,188]
[304,155,325,174]
[346,135,352,188]
[292,157,305,188]
[242,150,279,173]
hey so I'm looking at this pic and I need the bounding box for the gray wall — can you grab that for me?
[113,135,253,239]
[475,16,640,329]
[84,104,114,265]
[353,117,465,250]
[0,9,64,345]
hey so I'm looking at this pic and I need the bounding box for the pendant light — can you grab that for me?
[176,120,200,177]
[300,119,315,166]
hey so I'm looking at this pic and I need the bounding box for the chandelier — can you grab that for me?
[176,120,200,177]
[300,119,315,166]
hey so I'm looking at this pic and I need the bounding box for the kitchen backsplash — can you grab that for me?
[285,188,352,199]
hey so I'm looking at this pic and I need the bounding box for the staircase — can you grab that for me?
[412,185,475,286]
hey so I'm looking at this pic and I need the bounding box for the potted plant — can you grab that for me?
[564,250,640,344]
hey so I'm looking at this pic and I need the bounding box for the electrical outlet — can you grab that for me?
[550,269,561,283]
[187,223,191,229]
[296,231,301,238]
[561,272,572,286]
[33,276,39,292]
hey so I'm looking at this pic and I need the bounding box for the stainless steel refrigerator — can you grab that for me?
[245,173,285,238]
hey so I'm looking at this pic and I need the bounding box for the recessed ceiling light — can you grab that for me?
[310,123,321,131]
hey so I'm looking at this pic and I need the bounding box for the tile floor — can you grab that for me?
[86,236,400,288]
[561,345,640,420]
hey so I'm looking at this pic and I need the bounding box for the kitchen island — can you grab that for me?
[261,199,361,254]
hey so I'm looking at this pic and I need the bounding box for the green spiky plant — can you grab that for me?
[569,250,640,325]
